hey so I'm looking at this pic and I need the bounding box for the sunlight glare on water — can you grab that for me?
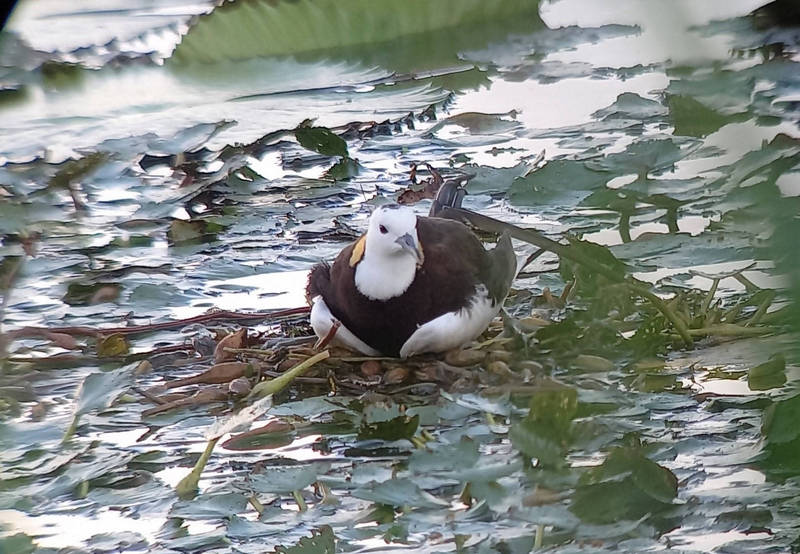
[170,269,310,320]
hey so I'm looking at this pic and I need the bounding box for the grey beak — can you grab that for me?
[396,233,424,266]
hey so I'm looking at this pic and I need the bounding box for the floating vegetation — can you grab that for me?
[0,0,799,552]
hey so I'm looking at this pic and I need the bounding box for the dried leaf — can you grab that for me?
[214,328,247,362]
[383,366,409,385]
[572,354,614,372]
[228,377,252,396]
[142,387,228,417]
[360,360,382,377]
[445,349,486,367]
[45,332,78,350]
[166,361,251,389]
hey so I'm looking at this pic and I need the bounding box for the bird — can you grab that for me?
[306,201,516,358]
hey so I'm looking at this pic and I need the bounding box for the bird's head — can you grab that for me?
[365,204,424,267]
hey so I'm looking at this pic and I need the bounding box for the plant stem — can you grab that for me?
[627,284,694,348]
[61,414,80,444]
[534,524,544,549]
[745,290,775,327]
[700,278,720,315]
[292,490,308,512]
[175,436,221,500]
[670,324,773,338]
[249,350,330,399]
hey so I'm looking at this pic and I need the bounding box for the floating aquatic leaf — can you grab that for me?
[714,507,773,533]
[748,353,787,390]
[220,420,295,451]
[508,159,608,207]
[63,282,122,306]
[170,0,540,64]
[324,157,361,181]
[205,394,274,440]
[592,92,668,121]
[762,394,800,445]
[358,414,419,441]
[425,111,521,137]
[510,420,564,467]
[571,447,677,524]
[171,492,250,519]
[353,478,449,509]
[86,531,147,552]
[227,514,296,539]
[408,438,480,473]
[167,219,224,245]
[275,525,335,554]
[668,94,739,138]
[247,464,323,495]
[295,126,348,159]
[439,391,511,417]
[0,533,36,554]
[585,138,688,178]
[62,363,136,442]
[437,456,524,484]
[49,152,109,190]
[269,396,345,418]
[459,163,531,195]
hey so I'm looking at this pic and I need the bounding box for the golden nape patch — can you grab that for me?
[349,235,366,267]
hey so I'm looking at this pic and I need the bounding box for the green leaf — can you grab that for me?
[509,420,564,467]
[0,533,36,554]
[667,94,738,138]
[352,478,449,509]
[74,364,136,418]
[585,138,686,178]
[171,492,249,519]
[592,92,668,121]
[49,152,109,189]
[748,353,787,391]
[763,394,800,444]
[169,0,540,64]
[323,156,360,180]
[508,159,607,207]
[275,526,335,554]
[358,414,419,441]
[247,464,322,494]
[295,126,348,158]
[571,446,677,523]
[408,438,479,472]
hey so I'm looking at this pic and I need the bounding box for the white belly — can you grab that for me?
[399,286,500,358]
[309,295,381,356]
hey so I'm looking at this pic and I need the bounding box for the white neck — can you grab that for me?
[354,249,417,301]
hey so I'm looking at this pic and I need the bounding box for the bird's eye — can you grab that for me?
[379,225,388,234]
